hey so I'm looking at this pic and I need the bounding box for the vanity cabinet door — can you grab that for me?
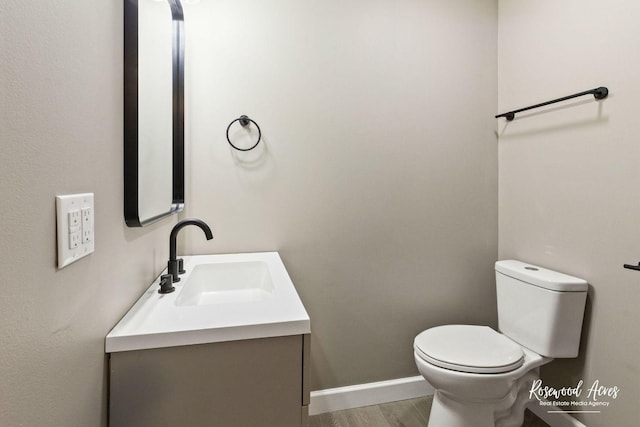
[109,335,305,427]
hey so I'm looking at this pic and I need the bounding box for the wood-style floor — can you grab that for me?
[309,396,550,427]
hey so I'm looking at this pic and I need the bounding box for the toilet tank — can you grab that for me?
[495,260,588,358]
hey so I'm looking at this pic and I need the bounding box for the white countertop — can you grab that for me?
[105,252,310,353]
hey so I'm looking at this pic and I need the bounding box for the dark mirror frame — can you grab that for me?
[124,0,185,227]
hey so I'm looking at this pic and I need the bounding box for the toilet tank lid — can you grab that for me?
[495,260,588,292]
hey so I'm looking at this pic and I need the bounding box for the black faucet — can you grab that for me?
[165,218,213,289]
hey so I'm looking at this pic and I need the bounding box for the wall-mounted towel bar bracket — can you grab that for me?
[623,262,640,272]
[496,86,608,121]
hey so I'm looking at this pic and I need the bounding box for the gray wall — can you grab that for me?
[182,0,499,390]
[498,1,640,425]
[1,1,175,426]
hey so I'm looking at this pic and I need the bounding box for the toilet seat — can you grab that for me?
[414,325,524,374]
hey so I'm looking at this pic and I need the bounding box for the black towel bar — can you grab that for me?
[496,87,608,121]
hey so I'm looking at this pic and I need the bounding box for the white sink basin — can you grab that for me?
[176,261,275,306]
[105,252,310,353]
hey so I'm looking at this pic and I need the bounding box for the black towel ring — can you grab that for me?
[226,115,261,151]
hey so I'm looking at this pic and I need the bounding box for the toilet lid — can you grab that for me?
[414,325,524,374]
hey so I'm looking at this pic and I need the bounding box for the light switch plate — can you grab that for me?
[56,193,94,268]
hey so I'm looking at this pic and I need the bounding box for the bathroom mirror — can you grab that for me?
[124,0,185,227]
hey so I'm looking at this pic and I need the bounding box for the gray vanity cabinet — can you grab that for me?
[109,334,310,427]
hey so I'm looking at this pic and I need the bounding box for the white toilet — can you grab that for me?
[413,260,588,427]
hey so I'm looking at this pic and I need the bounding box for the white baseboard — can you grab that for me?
[309,376,434,416]
[527,402,588,427]
[310,376,587,427]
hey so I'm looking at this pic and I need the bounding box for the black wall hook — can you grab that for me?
[226,115,261,151]
[623,262,640,271]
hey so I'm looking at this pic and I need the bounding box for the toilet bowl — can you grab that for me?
[413,261,588,427]
[414,325,550,427]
